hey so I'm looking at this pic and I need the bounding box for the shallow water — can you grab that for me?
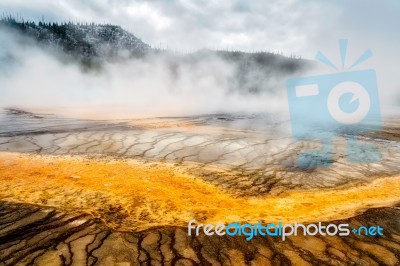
[1,108,400,265]
[0,108,399,195]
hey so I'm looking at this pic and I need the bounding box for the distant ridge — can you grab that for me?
[0,16,313,93]
[0,17,151,63]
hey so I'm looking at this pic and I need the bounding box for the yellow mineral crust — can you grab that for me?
[0,152,399,231]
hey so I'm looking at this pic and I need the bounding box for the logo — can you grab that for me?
[286,39,381,168]
[188,220,384,241]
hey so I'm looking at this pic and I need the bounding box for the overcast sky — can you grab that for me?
[0,0,398,56]
[1,0,400,109]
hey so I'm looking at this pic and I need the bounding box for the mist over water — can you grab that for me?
[1,23,398,124]
[0,29,304,120]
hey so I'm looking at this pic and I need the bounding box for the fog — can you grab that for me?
[0,29,301,119]
[1,0,400,121]
[0,23,399,123]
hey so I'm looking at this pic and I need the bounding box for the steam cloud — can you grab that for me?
[0,29,301,119]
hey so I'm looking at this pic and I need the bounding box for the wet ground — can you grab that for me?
[1,108,399,195]
[1,201,400,266]
[0,108,399,265]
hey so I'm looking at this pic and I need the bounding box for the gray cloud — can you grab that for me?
[1,1,398,55]
[0,0,320,54]
[1,0,400,113]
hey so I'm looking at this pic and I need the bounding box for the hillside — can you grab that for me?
[0,17,312,94]
[0,17,151,63]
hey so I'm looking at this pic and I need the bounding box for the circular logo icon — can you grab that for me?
[327,81,370,124]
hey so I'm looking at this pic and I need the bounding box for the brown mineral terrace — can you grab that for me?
[0,201,399,265]
[0,152,399,232]
[0,108,399,265]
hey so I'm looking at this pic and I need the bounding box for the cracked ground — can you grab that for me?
[0,108,399,265]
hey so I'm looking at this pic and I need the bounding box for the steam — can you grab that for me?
[0,29,299,119]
